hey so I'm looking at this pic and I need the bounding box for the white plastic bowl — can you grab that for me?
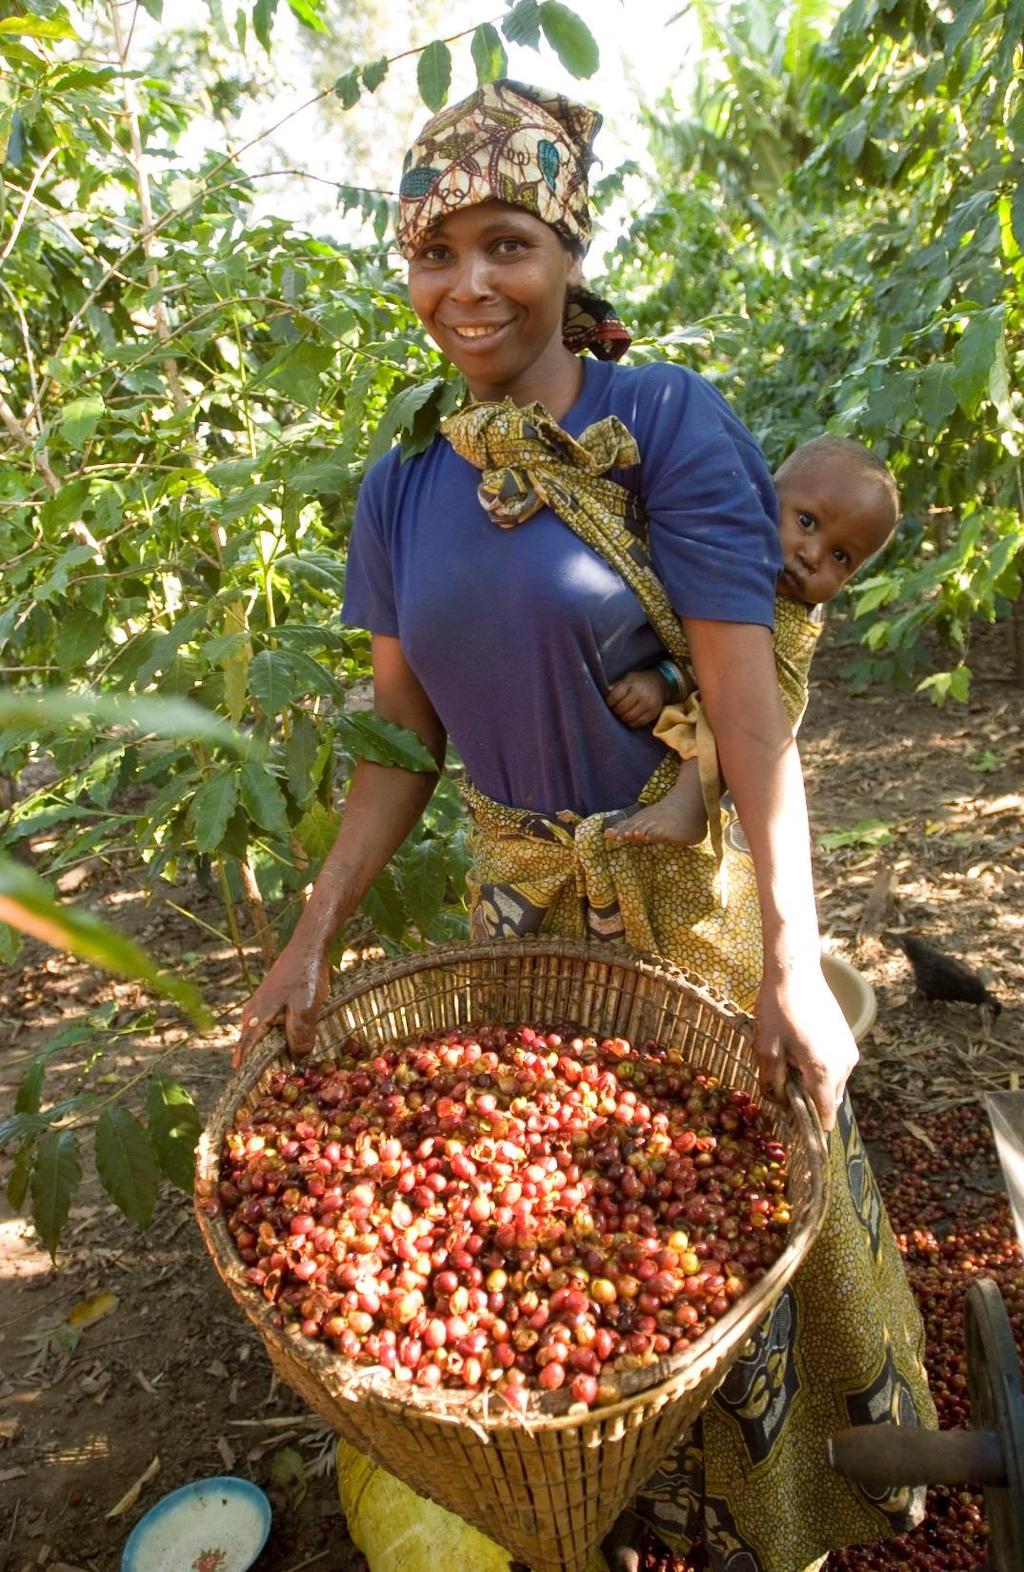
[120,1477,271,1572]
[821,952,877,1043]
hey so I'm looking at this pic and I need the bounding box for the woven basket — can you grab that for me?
[196,939,830,1572]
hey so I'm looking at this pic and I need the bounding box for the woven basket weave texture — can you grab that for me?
[196,939,829,1572]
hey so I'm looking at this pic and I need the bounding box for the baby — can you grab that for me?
[605,436,899,846]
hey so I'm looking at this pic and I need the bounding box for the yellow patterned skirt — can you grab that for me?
[464,780,937,1572]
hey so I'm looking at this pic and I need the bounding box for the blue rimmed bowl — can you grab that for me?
[120,1476,271,1572]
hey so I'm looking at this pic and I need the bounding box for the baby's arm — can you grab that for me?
[607,662,683,728]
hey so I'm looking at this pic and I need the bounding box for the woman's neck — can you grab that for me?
[467,345,584,421]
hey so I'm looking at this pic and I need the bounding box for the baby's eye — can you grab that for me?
[832,547,850,565]
[797,512,815,530]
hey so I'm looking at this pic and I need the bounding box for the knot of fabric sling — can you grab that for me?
[442,397,732,863]
[442,398,693,677]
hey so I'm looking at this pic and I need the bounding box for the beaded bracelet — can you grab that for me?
[655,660,685,703]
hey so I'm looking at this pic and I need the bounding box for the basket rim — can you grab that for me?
[197,937,831,1433]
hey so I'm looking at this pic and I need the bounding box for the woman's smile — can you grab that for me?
[446,320,515,341]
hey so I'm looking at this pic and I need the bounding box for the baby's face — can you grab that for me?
[775,459,896,605]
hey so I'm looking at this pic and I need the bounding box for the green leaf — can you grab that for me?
[253,0,277,50]
[249,649,300,714]
[538,2,599,77]
[269,1445,307,1509]
[134,605,209,686]
[503,0,541,49]
[361,865,406,943]
[852,579,899,617]
[0,1110,51,1148]
[333,67,361,110]
[471,23,508,83]
[0,691,244,755]
[285,710,321,806]
[402,838,447,936]
[368,378,445,463]
[30,1130,82,1259]
[953,308,1005,419]
[417,40,451,112]
[967,748,1004,774]
[40,477,89,530]
[340,712,437,772]
[915,363,959,431]
[917,667,972,705]
[284,451,350,496]
[0,922,21,964]
[275,552,347,595]
[265,344,335,405]
[223,640,251,726]
[277,648,342,702]
[239,760,291,840]
[15,1055,46,1116]
[7,1142,34,1211]
[189,771,239,854]
[55,608,106,673]
[362,55,388,92]
[1012,184,1024,254]
[146,1074,201,1193]
[0,856,209,1025]
[818,819,893,852]
[61,394,104,449]
[295,800,338,863]
[95,1107,159,1229]
[216,481,274,524]
[285,0,327,30]
[0,14,79,38]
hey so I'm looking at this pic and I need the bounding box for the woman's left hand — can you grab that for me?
[752,960,859,1133]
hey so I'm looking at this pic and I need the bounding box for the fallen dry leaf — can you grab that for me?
[66,1291,118,1332]
[106,1454,160,1520]
[903,1119,939,1155]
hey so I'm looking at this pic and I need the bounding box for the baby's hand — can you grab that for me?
[607,668,668,728]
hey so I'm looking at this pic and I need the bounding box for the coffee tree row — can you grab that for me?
[0,0,600,1250]
[608,0,1022,698]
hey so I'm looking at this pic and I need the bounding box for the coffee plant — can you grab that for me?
[0,0,600,1247]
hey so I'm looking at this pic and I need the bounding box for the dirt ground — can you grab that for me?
[0,616,1021,1572]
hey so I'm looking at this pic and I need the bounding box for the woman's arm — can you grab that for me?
[232,636,446,1067]
[682,617,858,1132]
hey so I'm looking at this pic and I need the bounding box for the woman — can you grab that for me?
[233,80,934,1572]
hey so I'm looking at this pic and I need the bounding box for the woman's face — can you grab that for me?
[406,202,583,406]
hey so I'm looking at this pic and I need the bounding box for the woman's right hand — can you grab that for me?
[231,941,331,1070]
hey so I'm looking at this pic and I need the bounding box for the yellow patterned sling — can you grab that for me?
[440,398,936,1572]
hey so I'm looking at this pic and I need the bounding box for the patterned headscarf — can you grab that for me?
[398,79,631,362]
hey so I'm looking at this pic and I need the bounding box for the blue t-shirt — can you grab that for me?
[341,356,780,818]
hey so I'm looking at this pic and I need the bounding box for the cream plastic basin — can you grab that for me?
[821,952,877,1043]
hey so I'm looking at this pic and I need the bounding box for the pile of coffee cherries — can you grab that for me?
[217,1024,791,1412]
[827,1098,1020,1572]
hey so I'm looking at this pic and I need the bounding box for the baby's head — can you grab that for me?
[774,436,899,606]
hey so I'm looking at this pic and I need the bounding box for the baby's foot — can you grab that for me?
[605,795,708,846]
[602,1511,645,1572]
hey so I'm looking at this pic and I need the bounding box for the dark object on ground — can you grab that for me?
[898,934,1002,1016]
